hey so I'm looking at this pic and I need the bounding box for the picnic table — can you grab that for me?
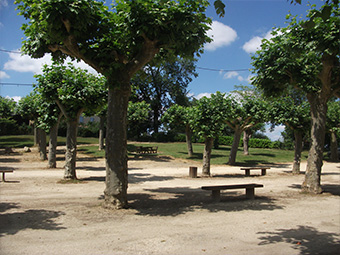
[135,146,158,154]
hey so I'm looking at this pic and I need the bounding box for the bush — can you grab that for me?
[78,121,100,138]
[0,118,18,135]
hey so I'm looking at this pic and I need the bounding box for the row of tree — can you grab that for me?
[10,0,339,209]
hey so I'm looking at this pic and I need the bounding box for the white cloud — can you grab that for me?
[205,21,237,51]
[195,93,212,99]
[0,70,10,79]
[6,95,21,103]
[223,71,239,79]
[4,51,99,75]
[265,125,285,141]
[242,30,273,54]
[0,0,8,9]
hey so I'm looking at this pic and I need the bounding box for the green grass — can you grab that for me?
[0,135,99,148]
[79,142,309,166]
[1,135,310,166]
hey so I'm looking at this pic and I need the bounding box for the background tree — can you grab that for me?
[35,63,106,179]
[251,2,340,193]
[326,100,340,162]
[191,92,227,176]
[224,95,268,165]
[269,96,310,174]
[0,96,18,136]
[127,101,150,140]
[162,104,195,157]
[17,92,47,160]
[16,0,211,209]
[131,57,197,133]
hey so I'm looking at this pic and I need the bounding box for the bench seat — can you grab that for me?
[240,167,270,176]
[202,183,264,201]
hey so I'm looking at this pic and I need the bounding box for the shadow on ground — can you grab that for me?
[257,225,340,254]
[0,203,66,237]
[125,187,283,217]
[289,184,340,196]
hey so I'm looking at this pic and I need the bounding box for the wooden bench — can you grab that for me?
[135,146,158,154]
[240,167,270,176]
[0,170,14,182]
[201,183,264,201]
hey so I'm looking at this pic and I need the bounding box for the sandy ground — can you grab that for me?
[0,146,339,255]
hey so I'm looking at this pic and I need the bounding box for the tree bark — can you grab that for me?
[98,115,105,151]
[202,137,213,176]
[104,84,130,209]
[292,130,303,174]
[64,118,79,179]
[243,130,251,155]
[185,124,193,157]
[330,131,339,162]
[228,127,242,165]
[39,128,47,161]
[48,123,58,168]
[302,94,328,194]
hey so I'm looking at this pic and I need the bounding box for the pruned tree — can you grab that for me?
[127,101,150,140]
[224,95,268,165]
[16,0,212,208]
[251,2,340,193]
[35,63,107,179]
[162,104,195,157]
[326,100,340,162]
[191,92,227,176]
[17,92,47,160]
[268,96,310,174]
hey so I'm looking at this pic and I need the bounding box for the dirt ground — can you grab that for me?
[0,146,339,255]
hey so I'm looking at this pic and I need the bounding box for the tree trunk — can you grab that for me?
[48,113,62,168]
[292,130,303,174]
[228,127,242,165]
[330,131,339,162]
[104,84,130,209]
[243,130,251,155]
[185,124,193,157]
[39,129,47,161]
[48,123,58,168]
[34,124,39,146]
[302,94,328,194]
[64,118,79,179]
[202,137,213,176]
[99,115,105,151]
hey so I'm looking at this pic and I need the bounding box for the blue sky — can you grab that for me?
[0,0,324,139]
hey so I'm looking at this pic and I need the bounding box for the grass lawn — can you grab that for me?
[1,135,310,166]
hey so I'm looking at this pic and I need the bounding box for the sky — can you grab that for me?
[0,0,324,140]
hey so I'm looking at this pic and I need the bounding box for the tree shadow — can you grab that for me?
[0,206,66,236]
[77,166,105,171]
[289,184,340,196]
[0,157,20,163]
[0,202,20,213]
[127,187,283,217]
[179,152,224,160]
[257,225,340,254]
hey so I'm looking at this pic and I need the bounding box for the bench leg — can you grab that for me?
[2,172,5,182]
[245,169,250,176]
[211,190,221,202]
[245,188,255,199]
[261,169,266,175]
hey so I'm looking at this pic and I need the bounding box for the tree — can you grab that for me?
[16,0,212,208]
[162,104,195,157]
[0,96,16,118]
[251,2,340,193]
[191,92,227,176]
[127,101,150,140]
[17,92,47,160]
[326,100,340,162]
[35,63,106,179]
[269,96,310,174]
[36,99,63,168]
[132,57,197,133]
[224,95,268,165]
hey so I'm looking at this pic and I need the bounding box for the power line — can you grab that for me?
[0,82,34,86]
[0,49,21,54]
